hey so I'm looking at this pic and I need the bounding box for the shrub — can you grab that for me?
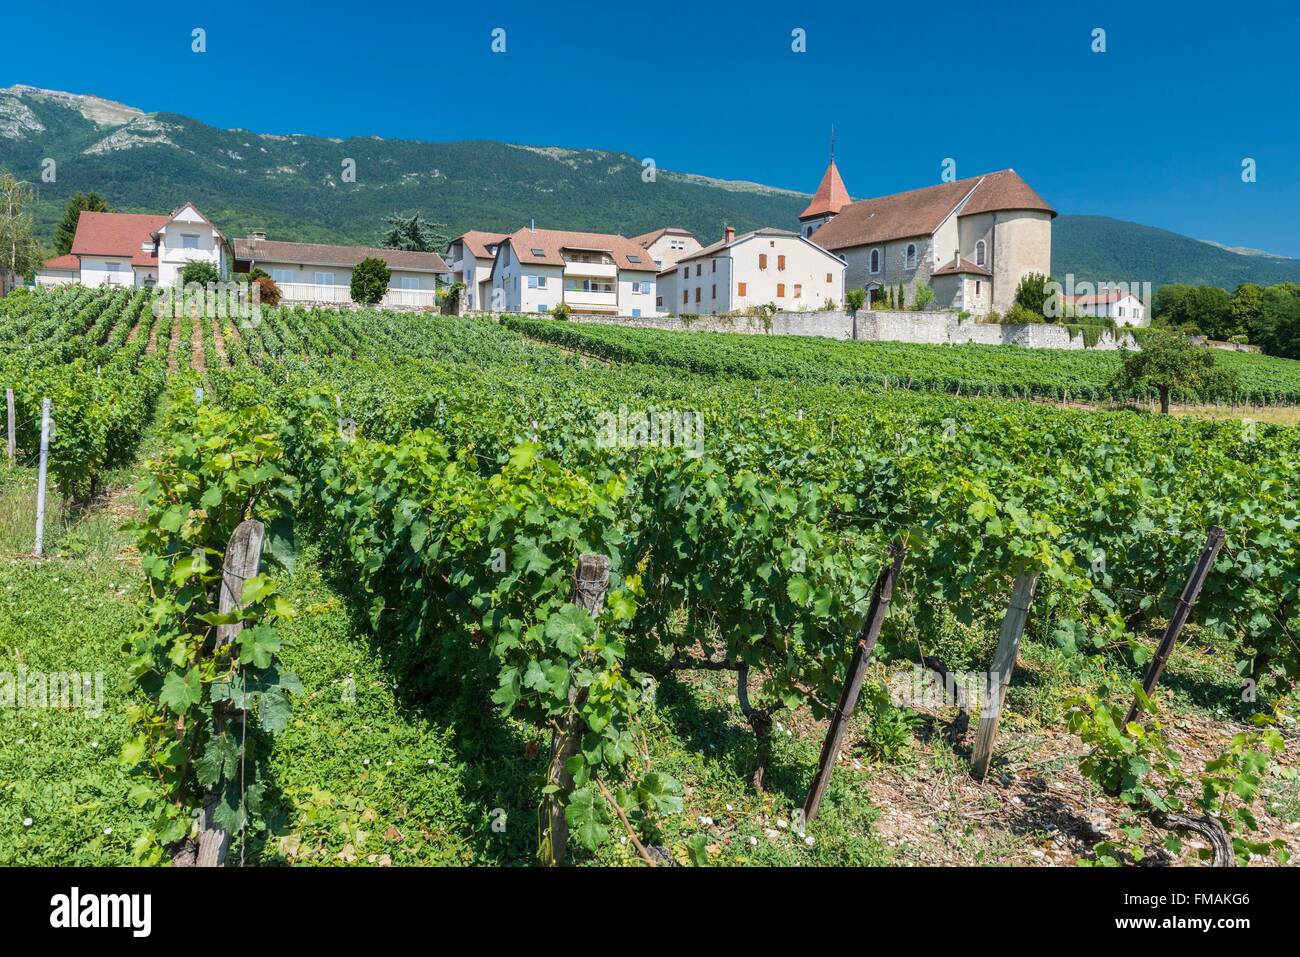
[180,261,220,287]
[1013,272,1055,319]
[253,275,281,307]
[845,288,867,313]
[551,301,571,321]
[912,283,934,310]
[350,257,391,305]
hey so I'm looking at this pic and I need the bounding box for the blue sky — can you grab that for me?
[5,0,1299,255]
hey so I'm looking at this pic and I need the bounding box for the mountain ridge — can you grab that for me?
[4,85,1299,290]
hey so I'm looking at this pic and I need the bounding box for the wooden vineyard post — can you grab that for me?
[195,519,265,868]
[5,388,13,465]
[802,540,906,825]
[1123,526,1226,727]
[971,569,1040,781]
[33,398,50,557]
[539,553,611,867]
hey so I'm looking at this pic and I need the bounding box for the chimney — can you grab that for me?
[724,226,735,244]
[954,248,960,269]
[249,230,267,242]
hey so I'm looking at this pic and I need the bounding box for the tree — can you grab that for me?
[180,261,220,286]
[912,282,934,311]
[845,288,867,313]
[0,172,38,294]
[896,282,905,309]
[351,256,391,305]
[1152,283,1231,337]
[1013,271,1055,319]
[381,213,450,253]
[1254,285,1300,359]
[1109,330,1239,413]
[1229,283,1264,342]
[54,192,110,256]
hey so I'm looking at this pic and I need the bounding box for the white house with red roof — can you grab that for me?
[37,203,229,288]
[489,227,659,316]
[1062,289,1148,326]
[446,230,510,310]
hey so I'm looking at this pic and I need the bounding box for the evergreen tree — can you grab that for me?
[381,213,450,253]
[54,192,110,256]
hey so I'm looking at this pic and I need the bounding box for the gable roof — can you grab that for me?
[496,227,655,272]
[71,211,169,265]
[932,256,991,277]
[799,160,852,220]
[41,254,80,271]
[233,237,449,272]
[451,230,509,261]
[1065,289,1143,306]
[810,170,1055,251]
[676,227,845,268]
[630,227,699,248]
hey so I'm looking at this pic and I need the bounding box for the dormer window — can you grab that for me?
[627,254,641,264]
[530,248,545,257]
[975,240,986,267]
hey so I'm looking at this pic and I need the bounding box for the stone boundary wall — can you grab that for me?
[564,309,1140,351]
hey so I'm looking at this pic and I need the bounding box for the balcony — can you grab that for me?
[564,289,618,309]
[563,260,618,279]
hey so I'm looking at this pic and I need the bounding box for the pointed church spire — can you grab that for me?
[799,135,851,222]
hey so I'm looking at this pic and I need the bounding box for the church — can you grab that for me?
[801,156,1055,317]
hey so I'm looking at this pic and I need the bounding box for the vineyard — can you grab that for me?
[1,286,1297,867]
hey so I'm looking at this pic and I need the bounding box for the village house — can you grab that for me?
[656,226,845,317]
[35,203,228,287]
[1063,289,1148,326]
[630,227,702,270]
[488,227,659,316]
[804,160,1054,316]
[231,234,450,308]
[445,230,509,311]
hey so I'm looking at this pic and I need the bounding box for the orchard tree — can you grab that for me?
[351,256,391,305]
[54,192,110,255]
[1110,330,1239,413]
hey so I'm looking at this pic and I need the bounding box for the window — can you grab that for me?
[527,275,547,289]
[632,308,641,317]
[683,290,689,304]
[711,284,716,299]
[1118,306,1125,318]
[271,268,293,285]
[826,273,833,283]
[776,283,786,297]
[656,296,663,307]
[104,262,121,273]
[670,239,685,250]
[976,281,981,295]
[738,282,747,296]
[711,259,716,273]
[399,276,421,290]
[805,226,814,237]
[632,281,642,293]
[538,304,548,312]
[870,249,880,273]
[695,288,701,303]
[627,254,641,264]
[530,248,545,257]
[777,255,786,271]
[314,271,335,286]
[975,240,986,267]
[759,254,768,269]
[793,283,801,298]
[695,263,702,277]
[682,266,688,279]
[905,244,917,269]
[181,234,200,250]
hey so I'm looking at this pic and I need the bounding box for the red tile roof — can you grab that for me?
[799,160,852,220]
[70,211,168,266]
[811,170,1055,251]
[932,257,991,277]
[1065,290,1142,306]
[630,227,698,248]
[451,230,510,261]
[498,227,655,272]
[232,237,449,272]
[41,254,80,270]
